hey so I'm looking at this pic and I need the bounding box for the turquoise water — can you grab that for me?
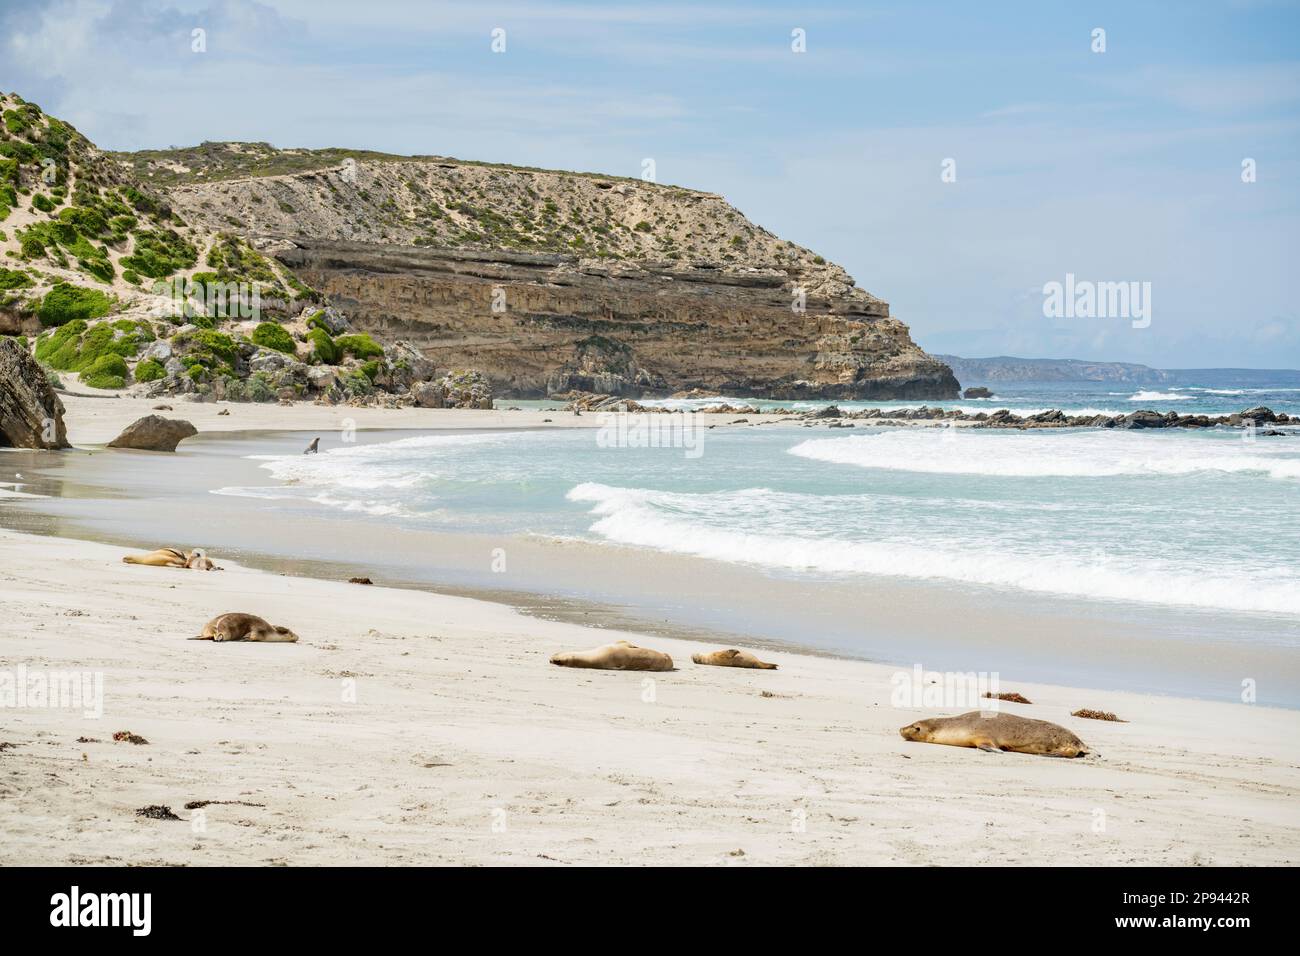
[214,409,1300,619]
[510,376,1300,420]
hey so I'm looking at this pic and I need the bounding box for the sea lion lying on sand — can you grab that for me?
[550,640,673,671]
[190,613,299,643]
[900,711,1088,758]
[122,548,223,570]
[183,549,220,570]
[691,648,777,670]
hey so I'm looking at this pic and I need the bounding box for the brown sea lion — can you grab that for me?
[550,640,673,671]
[122,548,188,568]
[183,548,224,570]
[123,548,222,570]
[691,648,778,670]
[190,613,299,643]
[899,711,1088,758]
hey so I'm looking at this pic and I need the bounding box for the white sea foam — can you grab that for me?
[788,430,1300,480]
[208,483,409,512]
[565,482,1300,615]
[1187,387,1300,396]
[1129,390,1183,402]
[245,432,524,489]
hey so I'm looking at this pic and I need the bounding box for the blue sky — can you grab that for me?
[3,0,1298,368]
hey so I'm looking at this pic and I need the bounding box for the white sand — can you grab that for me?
[55,391,773,447]
[1,528,1296,866]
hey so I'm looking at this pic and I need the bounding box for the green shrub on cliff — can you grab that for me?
[308,326,340,363]
[34,319,147,375]
[335,332,384,360]
[134,358,165,382]
[247,371,276,402]
[120,228,197,279]
[178,328,238,369]
[0,266,32,290]
[34,320,87,368]
[342,369,374,398]
[36,282,114,327]
[251,321,296,355]
[81,353,130,389]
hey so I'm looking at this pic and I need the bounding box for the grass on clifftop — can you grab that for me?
[110,141,699,192]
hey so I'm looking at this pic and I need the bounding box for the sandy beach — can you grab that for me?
[1,526,1297,866]
[50,389,762,446]
[0,396,1297,865]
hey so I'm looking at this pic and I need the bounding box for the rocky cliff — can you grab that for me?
[126,142,957,400]
[274,239,954,399]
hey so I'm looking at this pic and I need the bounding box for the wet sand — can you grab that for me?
[3,423,1299,706]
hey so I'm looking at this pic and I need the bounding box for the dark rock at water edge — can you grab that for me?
[0,338,70,449]
[106,415,198,452]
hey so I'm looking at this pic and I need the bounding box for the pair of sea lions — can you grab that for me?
[122,548,222,571]
[190,613,299,643]
[549,642,778,672]
[900,711,1089,758]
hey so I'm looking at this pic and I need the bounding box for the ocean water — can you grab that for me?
[212,384,1300,621]
[566,377,1300,419]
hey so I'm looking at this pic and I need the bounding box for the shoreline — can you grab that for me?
[3,394,1299,864]
[5,407,1299,708]
[1,526,1297,865]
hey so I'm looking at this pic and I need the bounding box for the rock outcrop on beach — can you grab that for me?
[114,142,959,401]
[0,336,69,448]
[106,414,197,451]
[797,404,1293,431]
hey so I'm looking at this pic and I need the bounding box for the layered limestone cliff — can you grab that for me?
[130,143,957,400]
[273,240,954,399]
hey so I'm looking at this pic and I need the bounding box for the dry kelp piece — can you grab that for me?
[75,736,101,743]
[113,731,150,745]
[135,805,181,820]
[0,741,17,752]
[183,799,265,810]
[1072,708,1126,722]
[348,576,374,585]
[984,692,1033,704]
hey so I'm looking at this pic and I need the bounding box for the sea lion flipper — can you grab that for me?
[975,741,1002,753]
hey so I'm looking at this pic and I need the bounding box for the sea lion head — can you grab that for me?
[272,625,299,641]
[899,719,938,742]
